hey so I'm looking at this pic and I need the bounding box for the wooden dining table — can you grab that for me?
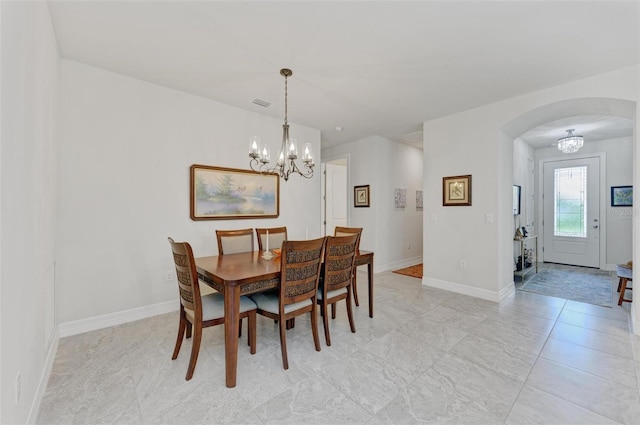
[195,249,374,388]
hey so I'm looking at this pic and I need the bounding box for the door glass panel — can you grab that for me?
[554,166,587,237]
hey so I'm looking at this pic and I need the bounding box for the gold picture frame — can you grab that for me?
[443,175,472,206]
[354,185,370,207]
[190,164,280,220]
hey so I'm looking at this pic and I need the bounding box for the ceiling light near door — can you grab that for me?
[557,129,584,153]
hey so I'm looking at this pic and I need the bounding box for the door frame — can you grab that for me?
[537,151,607,270]
[321,154,350,236]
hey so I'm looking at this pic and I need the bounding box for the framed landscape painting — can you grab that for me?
[190,164,279,220]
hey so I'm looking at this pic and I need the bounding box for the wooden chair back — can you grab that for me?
[168,237,202,319]
[255,226,288,252]
[322,234,359,294]
[279,237,326,307]
[334,226,362,251]
[216,228,254,254]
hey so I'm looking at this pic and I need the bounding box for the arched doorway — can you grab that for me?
[502,97,636,298]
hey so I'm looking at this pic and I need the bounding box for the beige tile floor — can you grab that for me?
[37,268,640,424]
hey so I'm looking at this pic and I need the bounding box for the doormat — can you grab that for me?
[393,264,423,278]
[518,268,614,307]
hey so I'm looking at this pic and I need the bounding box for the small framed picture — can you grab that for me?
[354,185,370,207]
[611,185,632,207]
[443,175,472,206]
[394,188,406,208]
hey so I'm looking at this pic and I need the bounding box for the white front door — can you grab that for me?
[543,157,600,267]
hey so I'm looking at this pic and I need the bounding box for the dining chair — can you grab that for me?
[215,228,255,336]
[215,228,254,255]
[168,237,257,380]
[334,226,363,307]
[255,226,287,253]
[317,234,359,346]
[250,237,326,369]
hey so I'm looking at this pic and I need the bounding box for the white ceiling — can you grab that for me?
[47,1,639,150]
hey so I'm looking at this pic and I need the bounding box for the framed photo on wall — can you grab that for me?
[611,185,632,207]
[443,175,472,206]
[190,164,280,220]
[354,185,370,207]
[416,190,423,209]
[394,188,406,208]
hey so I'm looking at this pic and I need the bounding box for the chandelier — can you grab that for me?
[249,68,314,181]
[557,129,584,153]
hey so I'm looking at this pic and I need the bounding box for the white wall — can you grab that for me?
[535,136,633,268]
[56,60,321,326]
[0,1,59,423]
[513,137,535,232]
[322,136,423,271]
[513,138,534,268]
[423,66,638,310]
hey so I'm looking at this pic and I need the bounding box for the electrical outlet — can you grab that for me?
[15,371,21,404]
[459,259,467,269]
[407,243,411,249]
[165,271,174,282]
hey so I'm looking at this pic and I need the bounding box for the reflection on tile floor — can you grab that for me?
[37,269,640,424]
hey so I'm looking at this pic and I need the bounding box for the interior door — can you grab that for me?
[543,157,600,267]
[323,162,347,236]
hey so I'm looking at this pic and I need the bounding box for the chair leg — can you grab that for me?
[617,277,623,292]
[239,318,243,338]
[278,316,289,370]
[185,322,202,381]
[352,273,360,307]
[186,321,192,339]
[618,278,632,306]
[346,289,356,334]
[322,302,331,346]
[248,312,256,354]
[310,304,321,352]
[331,302,336,319]
[172,312,187,360]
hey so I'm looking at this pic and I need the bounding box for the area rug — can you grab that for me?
[393,264,422,278]
[518,267,614,307]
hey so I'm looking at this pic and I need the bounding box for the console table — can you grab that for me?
[514,235,537,280]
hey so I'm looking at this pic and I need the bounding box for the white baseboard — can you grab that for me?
[374,256,422,274]
[498,282,516,303]
[59,300,178,337]
[421,276,502,303]
[27,328,59,424]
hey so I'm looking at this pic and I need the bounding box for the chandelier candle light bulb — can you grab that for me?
[249,136,260,157]
[288,139,297,159]
[303,143,313,163]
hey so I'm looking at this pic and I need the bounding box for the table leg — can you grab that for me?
[368,260,373,318]
[224,284,241,388]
